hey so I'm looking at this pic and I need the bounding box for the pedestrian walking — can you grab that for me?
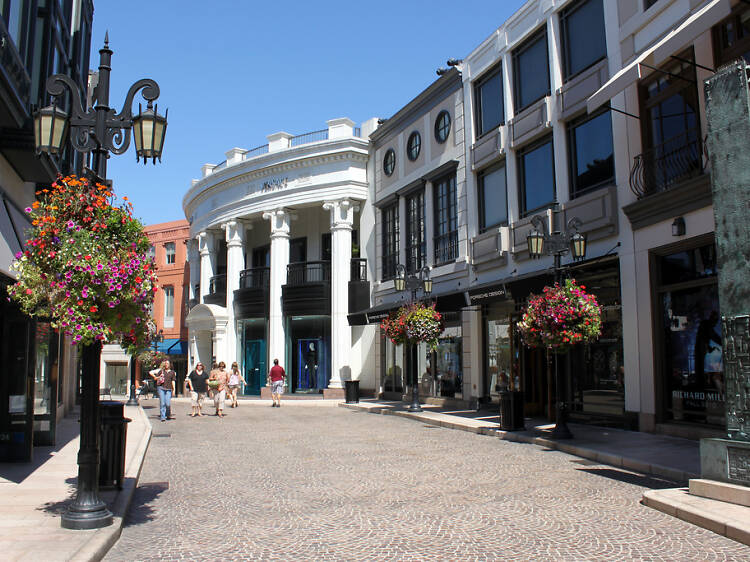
[186,362,209,417]
[150,360,176,422]
[210,361,229,417]
[268,358,286,407]
[228,361,241,408]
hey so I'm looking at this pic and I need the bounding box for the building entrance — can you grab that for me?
[244,339,266,395]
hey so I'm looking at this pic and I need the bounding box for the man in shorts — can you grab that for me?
[268,359,286,407]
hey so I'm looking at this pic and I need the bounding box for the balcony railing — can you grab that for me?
[286,261,331,286]
[208,274,227,295]
[290,129,328,146]
[351,258,367,282]
[434,231,459,265]
[239,267,270,289]
[630,128,705,198]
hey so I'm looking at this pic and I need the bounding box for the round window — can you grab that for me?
[435,110,451,143]
[406,131,421,161]
[383,148,396,176]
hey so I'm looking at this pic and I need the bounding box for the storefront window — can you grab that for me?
[484,300,519,404]
[381,336,404,395]
[660,251,722,425]
[428,322,462,398]
[568,263,624,421]
[286,315,330,393]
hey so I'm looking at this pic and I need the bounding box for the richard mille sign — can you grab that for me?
[261,177,289,192]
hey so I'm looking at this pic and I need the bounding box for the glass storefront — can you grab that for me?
[484,299,522,404]
[286,315,330,393]
[658,243,722,426]
[429,321,463,399]
[33,322,59,446]
[381,337,405,396]
[569,263,625,422]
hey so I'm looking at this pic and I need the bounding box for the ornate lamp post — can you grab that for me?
[526,213,586,439]
[394,264,432,412]
[34,35,167,530]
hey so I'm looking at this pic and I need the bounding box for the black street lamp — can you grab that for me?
[526,213,586,440]
[394,264,432,412]
[34,35,167,531]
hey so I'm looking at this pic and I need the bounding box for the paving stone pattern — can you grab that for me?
[106,401,750,561]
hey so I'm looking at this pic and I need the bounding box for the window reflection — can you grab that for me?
[569,110,614,197]
[519,138,555,215]
[513,30,550,112]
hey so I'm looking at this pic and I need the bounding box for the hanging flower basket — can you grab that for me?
[137,349,169,370]
[517,279,602,354]
[6,175,157,351]
[380,302,444,350]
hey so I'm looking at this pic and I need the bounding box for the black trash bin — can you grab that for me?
[99,400,131,490]
[498,390,525,431]
[345,380,359,404]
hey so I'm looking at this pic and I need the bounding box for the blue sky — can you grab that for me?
[91,0,525,226]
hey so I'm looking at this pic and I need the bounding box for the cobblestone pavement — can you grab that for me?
[106,400,750,561]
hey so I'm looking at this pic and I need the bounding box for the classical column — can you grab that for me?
[323,199,356,390]
[224,220,246,365]
[262,209,291,371]
[187,238,200,303]
[198,231,215,303]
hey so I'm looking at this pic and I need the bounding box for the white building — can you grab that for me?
[183,118,378,397]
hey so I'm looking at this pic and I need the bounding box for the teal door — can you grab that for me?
[244,339,266,395]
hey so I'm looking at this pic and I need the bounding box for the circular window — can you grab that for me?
[383,148,396,176]
[435,110,451,143]
[406,131,421,161]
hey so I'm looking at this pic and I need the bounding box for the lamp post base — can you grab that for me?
[125,384,138,406]
[61,501,113,530]
[407,401,423,413]
[551,401,573,439]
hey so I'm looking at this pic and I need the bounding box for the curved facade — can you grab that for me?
[183,118,378,396]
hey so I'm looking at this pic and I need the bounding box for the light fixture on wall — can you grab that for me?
[446,58,463,66]
[672,217,686,237]
[436,67,448,76]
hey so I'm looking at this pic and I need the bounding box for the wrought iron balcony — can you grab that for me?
[286,261,331,286]
[629,128,705,199]
[203,274,226,305]
[239,267,270,289]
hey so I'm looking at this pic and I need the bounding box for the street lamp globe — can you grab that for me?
[570,231,587,260]
[394,265,406,292]
[33,103,69,155]
[527,228,545,258]
[133,102,168,163]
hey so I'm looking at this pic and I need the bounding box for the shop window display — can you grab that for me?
[429,324,462,399]
[659,244,722,426]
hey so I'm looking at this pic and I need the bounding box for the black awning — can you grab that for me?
[347,300,402,326]
[434,291,469,313]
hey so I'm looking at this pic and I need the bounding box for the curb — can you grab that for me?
[69,404,153,562]
[340,403,698,483]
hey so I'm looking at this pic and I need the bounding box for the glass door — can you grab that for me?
[243,339,266,395]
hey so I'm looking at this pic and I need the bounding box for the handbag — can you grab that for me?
[156,371,165,385]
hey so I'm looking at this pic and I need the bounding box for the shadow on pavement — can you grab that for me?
[37,476,78,515]
[576,467,682,489]
[122,481,168,527]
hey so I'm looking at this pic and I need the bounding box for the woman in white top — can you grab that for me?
[228,361,242,408]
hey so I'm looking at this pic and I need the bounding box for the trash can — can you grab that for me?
[99,400,131,490]
[345,380,360,404]
[498,390,525,431]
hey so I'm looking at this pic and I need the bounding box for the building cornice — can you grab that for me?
[370,68,463,144]
[183,141,369,216]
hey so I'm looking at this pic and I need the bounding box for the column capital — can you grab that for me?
[323,199,358,231]
[223,219,247,248]
[197,231,214,256]
[262,208,291,238]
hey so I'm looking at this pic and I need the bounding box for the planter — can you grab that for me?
[499,390,525,431]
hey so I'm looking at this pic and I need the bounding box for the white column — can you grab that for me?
[323,199,356,389]
[224,220,246,365]
[187,239,200,303]
[198,231,215,302]
[189,333,199,369]
[263,209,291,370]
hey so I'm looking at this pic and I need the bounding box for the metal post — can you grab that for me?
[551,252,573,439]
[407,288,422,412]
[126,355,137,406]
[61,341,113,529]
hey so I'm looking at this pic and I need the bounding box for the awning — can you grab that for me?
[155,338,187,355]
[347,290,469,326]
[587,0,730,114]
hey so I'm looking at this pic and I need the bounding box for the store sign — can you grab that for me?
[366,310,392,324]
[467,284,508,305]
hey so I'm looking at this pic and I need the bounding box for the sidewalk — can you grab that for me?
[0,404,152,562]
[340,399,700,482]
